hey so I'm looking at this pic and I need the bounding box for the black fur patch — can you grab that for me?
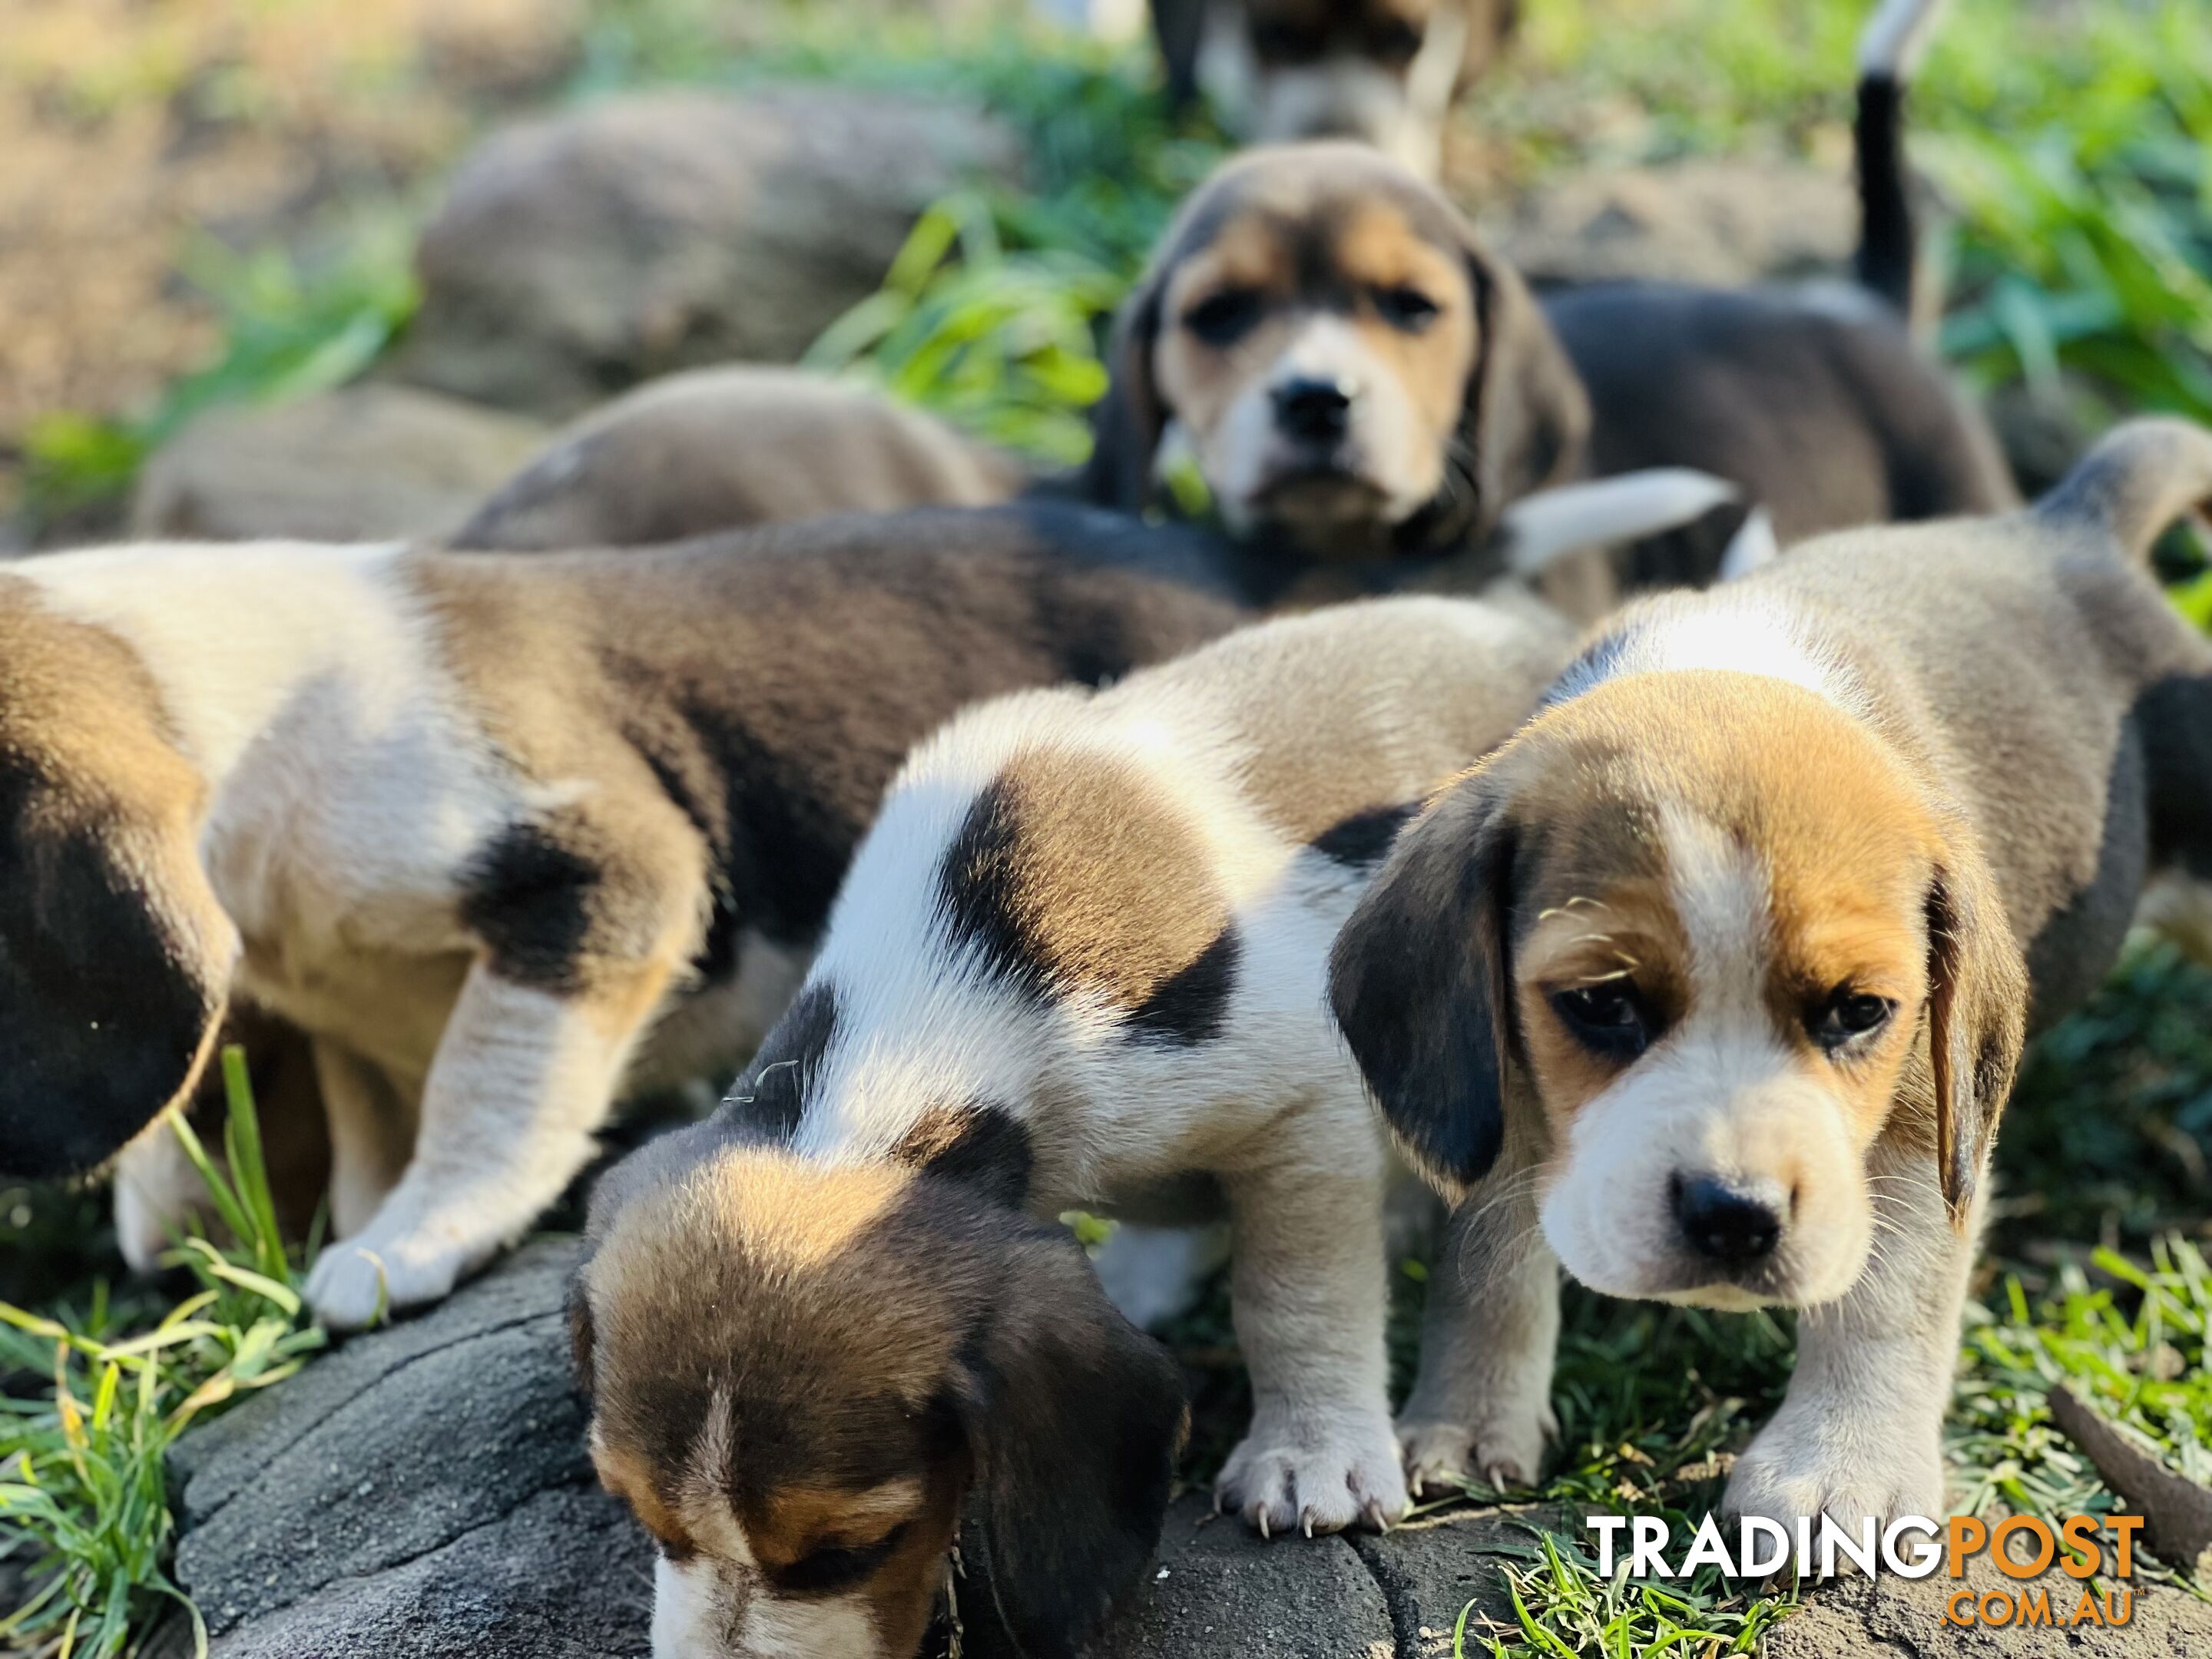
[938,779,1050,1002]
[459,821,599,992]
[892,1104,1035,1209]
[721,982,839,1141]
[1308,804,1418,869]
[1127,927,1240,1045]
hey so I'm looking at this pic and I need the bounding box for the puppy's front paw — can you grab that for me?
[1724,1407,1945,1554]
[305,1224,472,1329]
[1217,1406,1409,1538]
[1397,1397,1556,1497]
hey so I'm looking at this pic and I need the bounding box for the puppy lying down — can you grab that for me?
[0,505,1243,1326]
[571,592,1581,1658]
[1330,419,2212,1527]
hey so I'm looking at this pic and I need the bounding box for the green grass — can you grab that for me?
[0,1051,326,1659]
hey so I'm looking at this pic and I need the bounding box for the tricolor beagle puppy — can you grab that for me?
[1085,0,2012,601]
[452,368,1027,552]
[571,591,1582,1657]
[1151,0,1519,177]
[1328,418,2212,1529]
[0,505,1243,1326]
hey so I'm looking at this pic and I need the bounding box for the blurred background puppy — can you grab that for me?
[1151,0,1520,177]
[1081,0,2007,606]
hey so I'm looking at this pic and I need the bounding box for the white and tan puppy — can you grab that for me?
[0,506,1243,1326]
[571,592,1581,1657]
[1330,419,2212,1528]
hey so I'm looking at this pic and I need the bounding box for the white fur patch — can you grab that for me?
[1550,591,1866,720]
[1857,0,1947,78]
[1499,469,1743,577]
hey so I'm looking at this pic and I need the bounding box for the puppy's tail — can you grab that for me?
[2036,418,2212,565]
[1853,0,1948,316]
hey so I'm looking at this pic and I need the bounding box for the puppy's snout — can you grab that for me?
[1671,1174,1784,1267]
[1271,376,1355,446]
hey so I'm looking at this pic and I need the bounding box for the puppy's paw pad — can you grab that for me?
[305,1238,465,1329]
[1398,1410,1549,1498]
[1218,1422,1410,1538]
[1723,1422,1944,1551]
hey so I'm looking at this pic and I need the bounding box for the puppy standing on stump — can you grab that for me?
[571,593,1581,1657]
[1328,419,2212,1527]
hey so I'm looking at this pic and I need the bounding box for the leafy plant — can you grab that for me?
[0,1051,326,1659]
[21,220,419,528]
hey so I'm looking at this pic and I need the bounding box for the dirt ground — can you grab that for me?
[0,0,586,514]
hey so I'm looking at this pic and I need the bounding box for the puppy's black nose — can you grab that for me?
[1671,1174,1782,1266]
[1272,377,1353,445]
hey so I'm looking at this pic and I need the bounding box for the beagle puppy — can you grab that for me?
[1085,1,2012,599]
[0,505,1243,1326]
[571,591,1582,1657]
[1328,418,2212,1530]
[1151,0,1518,177]
[452,368,1026,551]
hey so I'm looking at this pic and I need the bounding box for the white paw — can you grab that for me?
[305,1225,472,1329]
[1724,1406,1945,1551]
[112,1126,211,1275]
[1217,1406,1409,1537]
[1397,1397,1557,1497]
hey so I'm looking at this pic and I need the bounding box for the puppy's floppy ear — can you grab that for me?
[1459,240,1591,538]
[1923,838,2028,1224]
[1329,771,1518,1199]
[1078,269,1169,514]
[0,774,231,1181]
[959,1227,1184,1659]
[565,1264,597,1396]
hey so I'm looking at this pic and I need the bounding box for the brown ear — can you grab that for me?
[1458,241,1591,540]
[1923,842,2028,1222]
[1078,270,1169,514]
[1328,770,1519,1200]
[959,1226,1184,1659]
[0,779,231,1180]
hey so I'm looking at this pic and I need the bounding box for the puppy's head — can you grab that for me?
[1330,671,2027,1310]
[1230,0,1518,174]
[572,1127,1185,1659]
[0,583,236,1180]
[1084,144,1586,564]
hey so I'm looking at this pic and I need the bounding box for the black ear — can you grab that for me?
[1329,773,1518,1199]
[959,1227,1186,1659]
[1458,241,1591,540]
[0,778,229,1180]
[1078,271,1169,514]
[1924,843,2028,1222]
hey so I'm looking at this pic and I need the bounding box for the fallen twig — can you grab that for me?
[2048,1383,2212,1576]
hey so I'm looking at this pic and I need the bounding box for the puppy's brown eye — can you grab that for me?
[1550,982,1651,1060]
[1372,286,1439,332]
[1184,290,1263,347]
[1810,990,1895,1051]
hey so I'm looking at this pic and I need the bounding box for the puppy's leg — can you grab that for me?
[304,955,677,1327]
[313,1041,419,1241]
[113,1114,209,1274]
[1724,1137,1972,1533]
[1398,1161,1560,1495]
[1216,1098,1408,1536]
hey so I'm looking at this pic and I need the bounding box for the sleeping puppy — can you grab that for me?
[1085,1,2011,598]
[1151,0,1518,177]
[0,505,1242,1326]
[452,368,1025,551]
[1327,418,2212,1528]
[571,592,1581,1656]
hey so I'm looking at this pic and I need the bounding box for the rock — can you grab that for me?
[389,88,1020,419]
[1481,159,1858,291]
[177,1237,2211,1657]
[452,366,1028,549]
[130,386,548,542]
